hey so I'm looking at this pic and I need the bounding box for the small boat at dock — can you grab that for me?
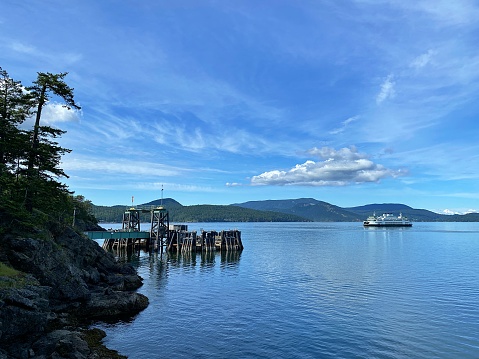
[363,212,412,227]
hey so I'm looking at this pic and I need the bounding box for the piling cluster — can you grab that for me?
[167,228,243,253]
[87,206,244,253]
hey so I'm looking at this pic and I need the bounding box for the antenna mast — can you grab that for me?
[161,185,163,206]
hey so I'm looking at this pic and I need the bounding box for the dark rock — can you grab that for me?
[32,330,90,358]
[84,291,149,320]
[0,225,148,358]
[0,283,51,343]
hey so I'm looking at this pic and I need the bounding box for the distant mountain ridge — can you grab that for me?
[91,197,478,223]
[92,198,309,223]
[344,203,443,222]
[233,199,478,222]
[231,198,360,222]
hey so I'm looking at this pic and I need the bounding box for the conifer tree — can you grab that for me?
[0,67,31,202]
[24,72,81,212]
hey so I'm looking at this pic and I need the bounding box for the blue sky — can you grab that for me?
[1,1,479,214]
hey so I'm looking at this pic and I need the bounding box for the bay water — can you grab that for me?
[95,222,479,358]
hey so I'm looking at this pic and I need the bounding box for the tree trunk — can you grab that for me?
[24,84,46,212]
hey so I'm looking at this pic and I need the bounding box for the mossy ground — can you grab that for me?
[0,262,30,288]
[0,262,20,277]
[81,328,127,359]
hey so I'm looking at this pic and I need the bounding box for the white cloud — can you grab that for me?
[20,102,82,130]
[376,74,395,104]
[251,146,406,186]
[41,102,82,124]
[441,208,478,215]
[306,146,363,161]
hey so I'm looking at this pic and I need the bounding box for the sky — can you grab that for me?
[1,0,479,214]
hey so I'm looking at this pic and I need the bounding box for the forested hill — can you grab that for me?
[91,197,478,223]
[232,198,360,222]
[92,198,309,223]
[235,199,478,222]
[345,203,443,222]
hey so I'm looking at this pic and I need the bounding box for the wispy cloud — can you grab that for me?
[9,41,36,54]
[403,0,479,25]
[376,74,395,104]
[7,40,82,66]
[62,157,184,177]
[151,116,284,155]
[354,0,479,25]
[135,182,222,193]
[410,49,436,69]
[329,116,359,135]
[251,146,406,186]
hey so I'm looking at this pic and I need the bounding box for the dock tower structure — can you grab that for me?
[122,208,142,231]
[150,206,169,251]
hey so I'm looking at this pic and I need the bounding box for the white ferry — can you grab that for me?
[363,212,412,227]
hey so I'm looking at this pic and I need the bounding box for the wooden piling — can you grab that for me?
[90,209,243,253]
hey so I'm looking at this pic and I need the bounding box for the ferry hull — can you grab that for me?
[363,222,412,227]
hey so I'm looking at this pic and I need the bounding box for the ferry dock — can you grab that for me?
[85,206,243,253]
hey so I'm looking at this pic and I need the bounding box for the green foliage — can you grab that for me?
[170,205,308,222]
[0,262,31,289]
[23,71,80,212]
[0,67,32,165]
[71,195,100,230]
[0,262,21,277]
[0,67,97,233]
[91,202,309,223]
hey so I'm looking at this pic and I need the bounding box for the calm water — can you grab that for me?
[95,222,479,358]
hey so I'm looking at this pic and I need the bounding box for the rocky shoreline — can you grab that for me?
[0,224,149,358]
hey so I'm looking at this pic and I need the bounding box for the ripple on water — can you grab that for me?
[98,222,479,359]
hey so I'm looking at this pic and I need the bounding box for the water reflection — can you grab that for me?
[108,245,141,265]
[105,247,242,283]
[220,250,242,268]
[363,226,412,232]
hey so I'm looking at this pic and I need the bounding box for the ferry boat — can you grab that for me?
[363,212,412,227]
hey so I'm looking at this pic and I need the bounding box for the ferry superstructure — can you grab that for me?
[363,212,412,227]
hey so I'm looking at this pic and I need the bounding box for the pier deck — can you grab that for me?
[85,206,243,253]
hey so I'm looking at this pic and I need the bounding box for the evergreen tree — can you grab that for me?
[0,68,97,231]
[0,67,31,204]
[23,72,80,212]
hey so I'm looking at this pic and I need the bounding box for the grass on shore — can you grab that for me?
[0,262,22,277]
[0,262,30,288]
